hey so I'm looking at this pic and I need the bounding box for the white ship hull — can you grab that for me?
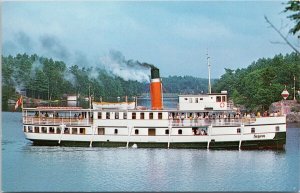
[22,109,286,149]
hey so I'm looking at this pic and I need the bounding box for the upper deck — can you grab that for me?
[22,106,285,128]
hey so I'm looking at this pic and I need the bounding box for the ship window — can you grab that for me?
[165,129,169,135]
[49,127,55,133]
[56,127,61,134]
[237,128,241,133]
[72,128,78,134]
[23,126,27,132]
[158,113,162,119]
[251,128,255,133]
[222,96,226,102]
[106,112,110,119]
[216,96,221,102]
[149,113,153,119]
[135,129,139,135]
[114,129,118,134]
[184,98,188,100]
[132,113,136,119]
[79,128,85,134]
[275,126,280,132]
[195,98,199,103]
[178,129,182,135]
[98,112,102,119]
[148,128,156,136]
[98,127,105,135]
[189,98,193,103]
[123,112,127,119]
[34,126,39,133]
[41,127,47,133]
[115,112,119,119]
[28,126,33,133]
[141,112,145,119]
[200,98,203,100]
[64,127,70,134]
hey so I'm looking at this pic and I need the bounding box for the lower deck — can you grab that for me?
[23,123,286,150]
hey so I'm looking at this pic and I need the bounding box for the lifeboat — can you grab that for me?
[92,101,135,110]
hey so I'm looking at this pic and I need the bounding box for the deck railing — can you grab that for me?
[23,115,93,126]
[169,117,256,127]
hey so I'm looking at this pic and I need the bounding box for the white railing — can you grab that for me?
[169,117,256,127]
[23,116,93,126]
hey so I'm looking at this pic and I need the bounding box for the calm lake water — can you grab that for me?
[2,112,300,192]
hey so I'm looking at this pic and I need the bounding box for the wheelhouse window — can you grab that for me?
[237,128,241,134]
[135,129,139,135]
[158,113,162,120]
[140,113,145,119]
[149,113,153,119]
[114,129,118,134]
[189,98,193,103]
[123,112,127,119]
[222,96,226,102]
[56,127,61,134]
[178,129,182,135]
[195,98,199,103]
[251,128,255,133]
[132,113,136,119]
[98,112,102,119]
[216,96,221,102]
[165,129,169,135]
[23,126,27,132]
[275,126,280,132]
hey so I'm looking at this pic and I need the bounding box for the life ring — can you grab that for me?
[220,102,225,108]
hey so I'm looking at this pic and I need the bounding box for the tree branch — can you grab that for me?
[264,15,300,55]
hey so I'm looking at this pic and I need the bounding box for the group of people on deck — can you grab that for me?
[34,111,59,118]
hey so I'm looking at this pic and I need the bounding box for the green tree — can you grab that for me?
[285,0,300,35]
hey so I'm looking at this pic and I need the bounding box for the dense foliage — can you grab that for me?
[2,53,209,106]
[213,52,300,111]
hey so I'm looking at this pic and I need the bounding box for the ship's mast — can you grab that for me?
[207,51,212,94]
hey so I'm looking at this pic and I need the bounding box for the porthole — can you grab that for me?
[165,129,169,135]
[135,129,139,135]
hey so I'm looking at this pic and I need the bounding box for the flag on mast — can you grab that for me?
[15,96,23,110]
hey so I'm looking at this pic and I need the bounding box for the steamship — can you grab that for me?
[21,67,286,149]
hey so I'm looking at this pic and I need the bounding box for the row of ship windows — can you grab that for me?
[97,112,164,120]
[24,126,280,135]
[24,126,86,134]
[183,96,226,103]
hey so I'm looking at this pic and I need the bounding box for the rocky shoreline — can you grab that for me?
[287,112,300,123]
[270,100,300,123]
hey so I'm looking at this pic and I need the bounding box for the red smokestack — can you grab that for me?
[150,68,163,110]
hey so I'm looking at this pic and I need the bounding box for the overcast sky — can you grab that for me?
[3,1,299,79]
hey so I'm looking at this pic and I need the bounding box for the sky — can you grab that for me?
[2,1,299,79]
